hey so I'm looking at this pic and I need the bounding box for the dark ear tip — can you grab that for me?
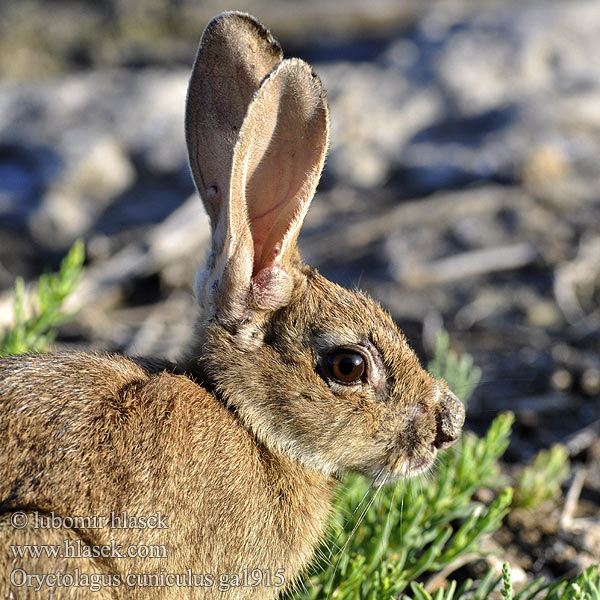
[204,11,282,58]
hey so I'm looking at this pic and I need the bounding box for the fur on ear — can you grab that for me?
[185,13,329,323]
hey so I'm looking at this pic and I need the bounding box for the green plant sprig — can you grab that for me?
[0,240,85,356]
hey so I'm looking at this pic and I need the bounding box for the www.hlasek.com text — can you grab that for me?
[10,538,167,560]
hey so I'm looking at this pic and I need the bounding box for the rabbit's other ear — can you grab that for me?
[186,12,282,215]
[185,12,282,320]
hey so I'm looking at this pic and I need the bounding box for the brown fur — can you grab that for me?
[0,12,464,599]
[0,353,332,598]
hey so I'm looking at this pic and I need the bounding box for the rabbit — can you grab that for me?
[0,11,465,600]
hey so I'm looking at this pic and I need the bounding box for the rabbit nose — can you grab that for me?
[434,390,465,449]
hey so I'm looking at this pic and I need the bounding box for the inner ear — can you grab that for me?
[231,59,329,277]
[247,104,324,273]
[185,11,282,221]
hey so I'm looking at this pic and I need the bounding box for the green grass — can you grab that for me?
[514,445,570,510]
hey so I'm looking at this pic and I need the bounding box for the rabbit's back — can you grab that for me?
[0,353,334,598]
[0,352,184,509]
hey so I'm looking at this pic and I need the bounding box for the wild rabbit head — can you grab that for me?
[183,11,465,483]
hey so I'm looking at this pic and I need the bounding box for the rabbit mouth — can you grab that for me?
[388,448,437,479]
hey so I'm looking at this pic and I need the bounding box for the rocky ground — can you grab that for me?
[0,0,599,587]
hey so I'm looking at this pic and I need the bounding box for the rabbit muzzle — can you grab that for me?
[385,386,465,479]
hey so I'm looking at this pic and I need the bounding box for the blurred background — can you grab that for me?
[0,0,599,577]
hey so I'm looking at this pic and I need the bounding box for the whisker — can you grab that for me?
[400,485,405,541]
[340,471,391,556]
[326,469,392,600]
[380,470,401,559]
[326,464,388,560]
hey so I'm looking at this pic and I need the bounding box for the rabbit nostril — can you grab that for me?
[434,391,465,449]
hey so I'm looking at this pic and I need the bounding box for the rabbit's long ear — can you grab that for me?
[185,12,282,320]
[187,13,329,322]
[233,58,329,311]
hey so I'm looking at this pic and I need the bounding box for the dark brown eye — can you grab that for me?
[326,350,366,384]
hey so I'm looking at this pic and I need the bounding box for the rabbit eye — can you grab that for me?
[326,350,366,384]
